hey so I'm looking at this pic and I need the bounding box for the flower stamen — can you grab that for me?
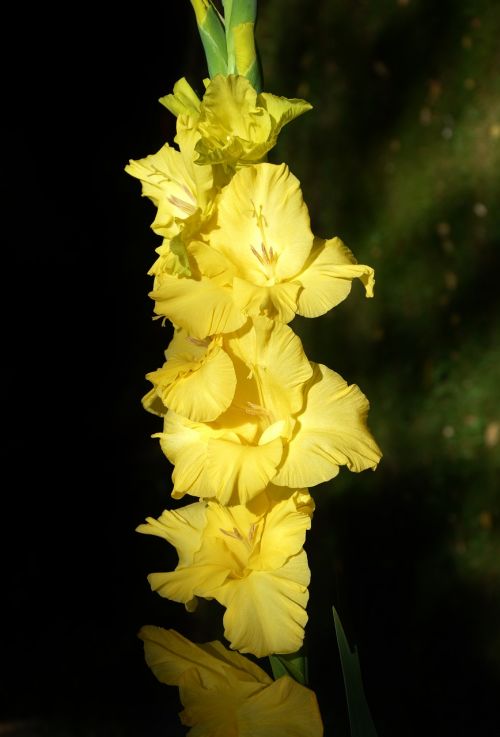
[167,194,197,215]
[244,401,273,418]
[187,336,211,347]
[220,527,243,541]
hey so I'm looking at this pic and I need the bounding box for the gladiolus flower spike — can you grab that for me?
[126,1,382,734]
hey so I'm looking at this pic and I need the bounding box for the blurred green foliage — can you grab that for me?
[252,1,499,735]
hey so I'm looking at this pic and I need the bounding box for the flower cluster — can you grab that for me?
[128,73,381,735]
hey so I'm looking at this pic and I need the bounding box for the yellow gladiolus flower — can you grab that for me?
[156,317,310,504]
[153,317,381,505]
[209,161,375,322]
[125,126,214,240]
[137,488,313,657]
[160,74,312,166]
[149,163,374,332]
[139,626,324,736]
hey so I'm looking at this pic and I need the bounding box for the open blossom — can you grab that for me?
[160,74,313,166]
[139,626,324,737]
[209,163,375,321]
[149,162,375,331]
[137,488,313,657]
[142,315,309,425]
[152,317,381,505]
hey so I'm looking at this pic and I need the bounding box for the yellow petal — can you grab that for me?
[254,491,313,571]
[157,412,210,500]
[139,626,271,688]
[141,386,167,417]
[136,502,206,566]
[125,140,212,239]
[226,317,312,417]
[150,272,246,339]
[232,277,301,323]
[188,239,237,281]
[140,628,322,735]
[158,412,283,504]
[257,92,313,135]
[179,671,256,734]
[274,363,382,487]
[239,676,323,737]
[206,434,284,505]
[148,565,229,604]
[159,77,202,117]
[203,500,261,537]
[210,163,313,284]
[217,551,310,657]
[146,332,237,422]
[297,236,375,317]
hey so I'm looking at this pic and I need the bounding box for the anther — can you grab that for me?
[188,336,211,347]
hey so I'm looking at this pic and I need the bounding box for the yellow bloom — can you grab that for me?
[137,488,312,657]
[143,330,237,423]
[209,162,375,322]
[125,126,214,239]
[156,317,309,504]
[153,317,381,504]
[139,626,324,736]
[160,74,312,166]
[149,163,374,332]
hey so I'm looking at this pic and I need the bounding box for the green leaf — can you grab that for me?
[332,606,378,737]
[269,648,308,686]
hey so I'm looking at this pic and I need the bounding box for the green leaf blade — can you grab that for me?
[332,606,378,737]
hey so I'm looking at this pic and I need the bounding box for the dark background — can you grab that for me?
[2,1,499,735]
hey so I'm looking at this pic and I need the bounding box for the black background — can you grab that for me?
[3,4,198,733]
